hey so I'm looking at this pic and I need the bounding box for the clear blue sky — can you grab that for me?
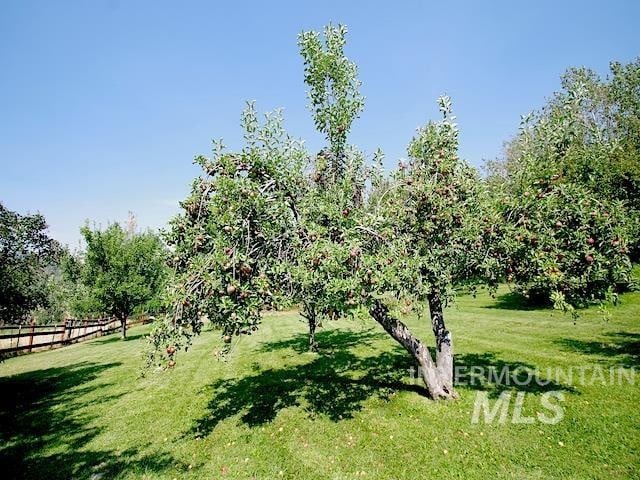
[1,0,638,247]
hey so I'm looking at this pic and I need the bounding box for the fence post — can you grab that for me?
[59,322,65,347]
[16,325,22,351]
[28,319,35,353]
[65,319,72,344]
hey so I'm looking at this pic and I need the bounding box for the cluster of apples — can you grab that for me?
[166,345,176,368]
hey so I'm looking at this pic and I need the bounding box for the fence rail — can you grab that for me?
[0,315,152,356]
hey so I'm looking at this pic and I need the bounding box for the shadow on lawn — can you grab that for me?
[92,330,148,345]
[556,332,640,367]
[193,329,417,436]
[0,361,180,480]
[483,291,541,311]
[454,352,577,398]
[193,329,576,437]
[257,327,387,354]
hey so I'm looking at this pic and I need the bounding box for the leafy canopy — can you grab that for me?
[77,223,166,320]
[0,203,60,323]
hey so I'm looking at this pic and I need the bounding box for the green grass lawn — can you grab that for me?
[1,287,639,479]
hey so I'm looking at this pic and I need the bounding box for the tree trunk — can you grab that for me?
[120,316,127,340]
[308,314,318,352]
[427,291,454,393]
[369,299,455,400]
[303,303,319,352]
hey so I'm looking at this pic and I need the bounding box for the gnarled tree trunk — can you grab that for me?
[427,290,454,393]
[369,299,456,400]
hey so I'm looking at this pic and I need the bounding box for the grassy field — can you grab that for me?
[1,286,639,479]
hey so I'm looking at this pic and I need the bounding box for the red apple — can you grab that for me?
[166,345,176,355]
[587,237,595,245]
[585,254,594,264]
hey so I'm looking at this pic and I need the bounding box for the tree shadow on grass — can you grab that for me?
[193,329,578,437]
[92,330,148,345]
[257,327,387,355]
[483,291,541,311]
[555,332,640,368]
[454,352,577,398]
[0,362,181,479]
[193,330,421,437]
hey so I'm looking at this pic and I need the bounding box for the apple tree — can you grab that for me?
[145,105,307,366]
[292,24,368,351]
[146,25,496,402]
[489,82,634,313]
[360,97,498,399]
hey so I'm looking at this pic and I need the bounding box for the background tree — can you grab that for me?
[0,203,60,324]
[30,262,74,324]
[487,58,639,261]
[77,223,166,338]
[485,64,636,312]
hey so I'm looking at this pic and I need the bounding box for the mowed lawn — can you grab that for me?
[1,287,639,480]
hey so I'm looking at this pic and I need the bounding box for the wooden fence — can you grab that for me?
[0,315,152,357]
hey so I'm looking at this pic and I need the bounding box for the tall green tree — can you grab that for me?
[293,24,368,351]
[485,61,636,311]
[487,59,640,260]
[147,25,495,401]
[78,223,166,338]
[0,203,60,324]
[362,97,497,398]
